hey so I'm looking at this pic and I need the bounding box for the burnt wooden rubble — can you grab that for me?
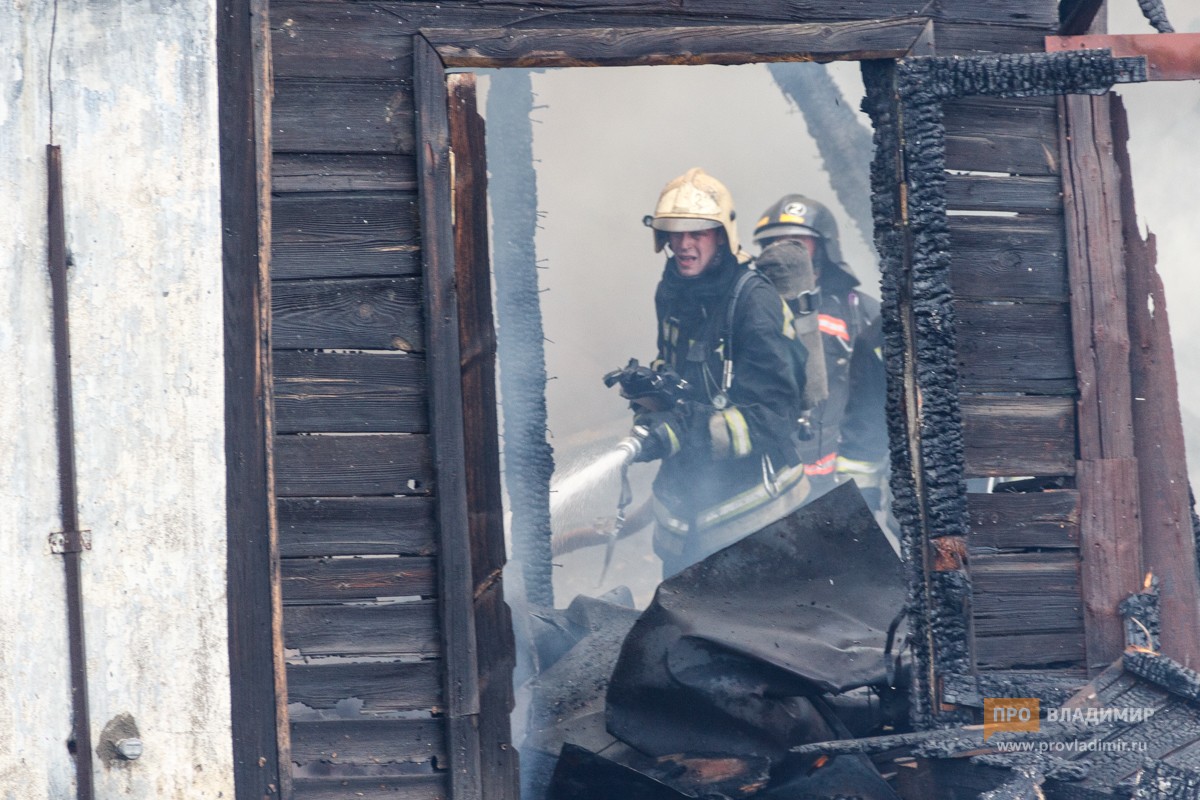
[243,0,1200,797]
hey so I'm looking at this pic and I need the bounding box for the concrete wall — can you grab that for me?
[0,2,234,798]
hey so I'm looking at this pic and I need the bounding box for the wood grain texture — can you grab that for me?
[272,153,418,193]
[272,2,417,79]
[285,600,440,656]
[955,301,1074,394]
[949,216,1067,302]
[274,78,415,154]
[682,0,1055,27]
[975,632,1086,669]
[274,350,428,433]
[272,277,424,351]
[281,556,437,602]
[1077,458,1144,673]
[933,21,1051,55]
[946,175,1061,214]
[970,551,1080,596]
[973,592,1083,636]
[1061,93,1136,461]
[287,659,442,711]
[220,0,283,793]
[277,496,437,557]
[961,395,1075,478]
[291,719,445,765]
[292,775,447,800]
[272,193,421,279]
[943,96,1059,175]
[966,490,1080,551]
[274,433,433,497]
[1061,94,1146,675]
[416,40,485,800]
[426,18,929,67]
[451,74,520,800]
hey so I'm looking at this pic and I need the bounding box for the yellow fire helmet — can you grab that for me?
[643,168,750,263]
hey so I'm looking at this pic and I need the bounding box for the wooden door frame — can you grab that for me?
[219,0,288,798]
[410,18,934,798]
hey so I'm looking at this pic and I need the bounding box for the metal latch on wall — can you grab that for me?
[49,530,92,554]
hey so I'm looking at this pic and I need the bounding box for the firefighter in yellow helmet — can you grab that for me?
[608,169,811,577]
[753,194,886,507]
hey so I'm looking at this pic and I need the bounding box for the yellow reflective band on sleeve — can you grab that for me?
[664,424,681,457]
[722,408,752,457]
[836,456,881,475]
[780,299,797,339]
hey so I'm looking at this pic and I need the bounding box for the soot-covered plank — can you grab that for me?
[274,351,428,434]
[973,592,1083,636]
[292,775,447,800]
[955,301,1074,394]
[975,632,1086,669]
[271,2,417,80]
[277,496,437,557]
[287,659,442,712]
[933,21,1051,55]
[426,19,928,67]
[285,601,440,656]
[961,396,1076,478]
[274,78,414,155]
[681,0,1054,26]
[281,557,437,603]
[274,433,433,497]
[946,175,1061,214]
[291,719,445,766]
[272,193,421,279]
[943,95,1059,176]
[272,277,423,351]
[272,154,417,193]
[966,491,1080,551]
[949,216,1067,302]
[971,551,1080,595]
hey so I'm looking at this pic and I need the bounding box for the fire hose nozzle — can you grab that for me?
[615,427,649,465]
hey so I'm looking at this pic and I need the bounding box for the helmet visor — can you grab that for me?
[651,217,723,233]
[753,223,819,244]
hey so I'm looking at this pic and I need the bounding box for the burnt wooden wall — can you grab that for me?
[265,0,1071,796]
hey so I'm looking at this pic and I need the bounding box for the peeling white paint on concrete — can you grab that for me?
[1,2,234,798]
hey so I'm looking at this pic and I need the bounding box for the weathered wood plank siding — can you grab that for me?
[267,0,1065,792]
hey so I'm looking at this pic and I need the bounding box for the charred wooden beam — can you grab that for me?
[424,18,931,67]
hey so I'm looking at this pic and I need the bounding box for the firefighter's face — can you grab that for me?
[668,228,723,277]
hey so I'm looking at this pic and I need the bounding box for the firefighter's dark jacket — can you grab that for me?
[648,249,805,524]
[801,266,881,479]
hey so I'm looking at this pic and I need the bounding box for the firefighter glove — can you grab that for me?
[631,412,684,463]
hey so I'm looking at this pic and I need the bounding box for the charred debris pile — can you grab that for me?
[508,483,1200,800]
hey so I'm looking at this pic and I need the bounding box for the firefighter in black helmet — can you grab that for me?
[753,194,886,504]
[609,169,810,578]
